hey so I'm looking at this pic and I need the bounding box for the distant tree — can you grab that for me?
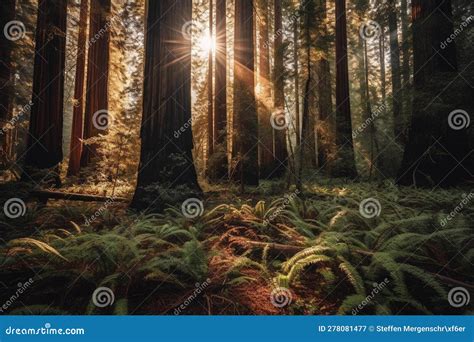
[131,0,200,209]
[24,0,67,175]
[387,0,403,141]
[397,0,472,186]
[233,0,259,186]
[80,0,111,167]
[67,0,88,176]
[207,0,214,168]
[332,0,357,178]
[272,0,288,177]
[0,0,16,167]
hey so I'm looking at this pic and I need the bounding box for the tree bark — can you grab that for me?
[210,0,228,181]
[207,0,214,165]
[332,0,357,178]
[257,0,274,179]
[67,0,88,176]
[397,0,472,186]
[24,0,67,171]
[131,0,201,210]
[272,0,288,177]
[0,0,16,168]
[233,0,259,186]
[80,0,111,167]
[387,0,403,142]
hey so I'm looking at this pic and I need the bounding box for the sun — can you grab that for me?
[198,33,216,54]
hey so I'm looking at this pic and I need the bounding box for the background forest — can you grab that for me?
[0,0,473,315]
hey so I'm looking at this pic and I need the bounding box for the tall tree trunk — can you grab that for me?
[272,0,288,177]
[131,0,200,210]
[67,0,88,176]
[400,0,411,122]
[315,0,334,171]
[24,0,67,173]
[233,0,259,186]
[379,25,386,103]
[293,15,300,147]
[257,0,274,178]
[207,0,214,167]
[388,0,403,142]
[397,0,472,186]
[80,0,111,167]
[332,0,357,178]
[0,0,16,168]
[211,0,228,180]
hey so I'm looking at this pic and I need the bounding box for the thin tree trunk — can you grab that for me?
[0,0,16,168]
[207,0,214,165]
[388,0,403,141]
[233,0,259,187]
[24,0,67,173]
[333,0,357,178]
[212,0,228,180]
[131,0,201,210]
[400,0,410,124]
[67,0,88,176]
[293,15,300,147]
[257,0,274,178]
[379,25,386,103]
[80,0,111,167]
[272,0,288,177]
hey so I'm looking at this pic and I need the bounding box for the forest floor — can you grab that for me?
[0,177,473,315]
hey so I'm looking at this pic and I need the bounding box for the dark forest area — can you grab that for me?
[0,0,473,315]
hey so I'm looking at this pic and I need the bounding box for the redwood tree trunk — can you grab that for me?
[131,0,200,210]
[333,0,357,178]
[67,0,88,176]
[24,0,67,170]
[257,0,274,179]
[210,0,228,180]
[397,0,472,186]
[80,0,111,167]
[388,0,403,141]
[0,0,16,167]
[233,0,259,186]
[272,0,288,177]
[207,0,214,166]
